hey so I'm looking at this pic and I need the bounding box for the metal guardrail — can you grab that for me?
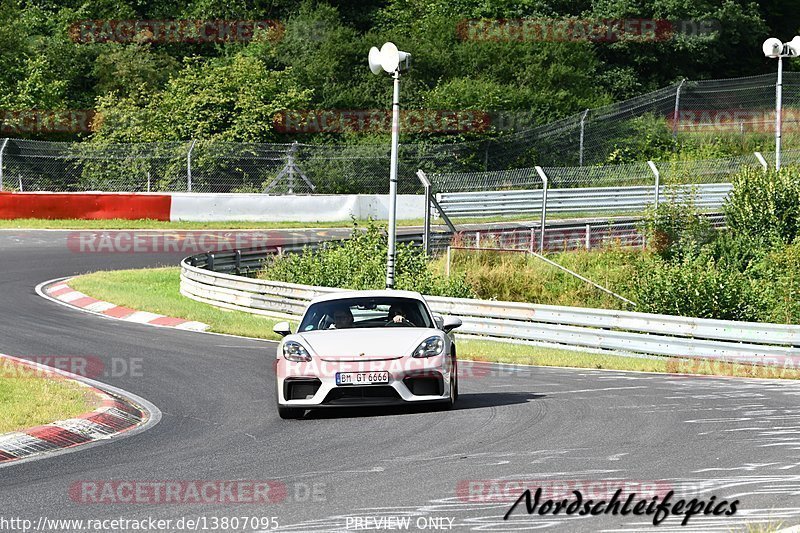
[437,183,732,217]
[180,250,800,364]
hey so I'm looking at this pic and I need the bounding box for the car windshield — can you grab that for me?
[298,297,434,331]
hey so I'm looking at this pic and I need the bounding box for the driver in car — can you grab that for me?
[388,304,413,325]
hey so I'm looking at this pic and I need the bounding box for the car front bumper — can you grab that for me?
[276,355,452,407]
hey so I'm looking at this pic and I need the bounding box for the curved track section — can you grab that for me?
[0,230,798,532]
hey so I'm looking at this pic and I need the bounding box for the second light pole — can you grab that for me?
[763,36,800,171]
[369,42,410,288]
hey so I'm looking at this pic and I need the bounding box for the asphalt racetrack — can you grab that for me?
[1,230,799,532]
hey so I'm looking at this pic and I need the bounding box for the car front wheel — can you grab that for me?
[443,357,458,410]
[276,384,304,419]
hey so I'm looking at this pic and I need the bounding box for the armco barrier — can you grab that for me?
[180,251,800,365]
[436,183,732,217]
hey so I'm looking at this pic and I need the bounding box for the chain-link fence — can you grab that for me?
[427,151,794,224]
[0,138,474,194]
[488,72,800,169]
[0,73,797,194]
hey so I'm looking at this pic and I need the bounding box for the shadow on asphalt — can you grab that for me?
[299,391,544,420]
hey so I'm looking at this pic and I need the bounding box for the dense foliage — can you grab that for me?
[633,166,800,322]
[259,220,474,297]
[0,0,795,149]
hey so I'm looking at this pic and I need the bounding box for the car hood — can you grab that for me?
[296,328,438,361]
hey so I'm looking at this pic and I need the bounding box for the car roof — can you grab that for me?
[309,289,425,305]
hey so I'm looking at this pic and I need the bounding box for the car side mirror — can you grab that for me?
[433,314,444,329]
[442,316,462,333]
[273,321,292,337]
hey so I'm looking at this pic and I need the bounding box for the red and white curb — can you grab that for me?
[40,278,208,332]
[0,354,161,467]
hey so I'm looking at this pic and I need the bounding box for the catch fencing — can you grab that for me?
[1,73,798,194]
[180,251,800,364]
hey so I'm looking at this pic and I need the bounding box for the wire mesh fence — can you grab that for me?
[428,151,770,222]
[0,73,797,194]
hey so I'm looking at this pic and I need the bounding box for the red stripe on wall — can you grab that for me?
[0,192,172,220]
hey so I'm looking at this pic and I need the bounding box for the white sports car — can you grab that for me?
[273,290,462,419]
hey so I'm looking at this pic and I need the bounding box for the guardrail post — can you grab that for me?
[475,231,480,249]
[0,138,8,191]
[445,246,451,278]
[234,249,241,274]
[754,151,768,172]
[187,139,196,192]
[206,252,214,271]
[534,166,549,253]
[585,224,591,251]
[529,227,535,253]
[647,160,660,210]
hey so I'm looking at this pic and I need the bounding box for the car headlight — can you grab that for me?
[413,336,444,358]
[283,341,311,362]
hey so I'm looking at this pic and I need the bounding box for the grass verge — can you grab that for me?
[0,359,98,433]
[0,218,423,230]
[0,210,645,230]
[68,267,800,380]
[69,268,285,340]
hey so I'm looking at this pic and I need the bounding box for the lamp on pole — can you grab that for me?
[369,42,411,289]
[763,36,800,171]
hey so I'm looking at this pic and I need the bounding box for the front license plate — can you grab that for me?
[336,371,390,386]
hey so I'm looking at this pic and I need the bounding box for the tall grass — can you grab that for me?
[432,245,645,309]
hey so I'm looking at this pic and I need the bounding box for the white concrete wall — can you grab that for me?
[169,193,425,222]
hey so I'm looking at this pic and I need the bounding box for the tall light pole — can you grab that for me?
[763,36,800,171]
[369,42,410,289]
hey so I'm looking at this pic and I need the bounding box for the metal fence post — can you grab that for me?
[288,141,297,194]
[187,139,196,192]
[776,57,783,171]
[579,109,589,166]
[416,170,432,256]
[0,138,8,191]
[534,166,549,253]
[672,79,685,141]
[647,160,660,210]
[754,151,768,171]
